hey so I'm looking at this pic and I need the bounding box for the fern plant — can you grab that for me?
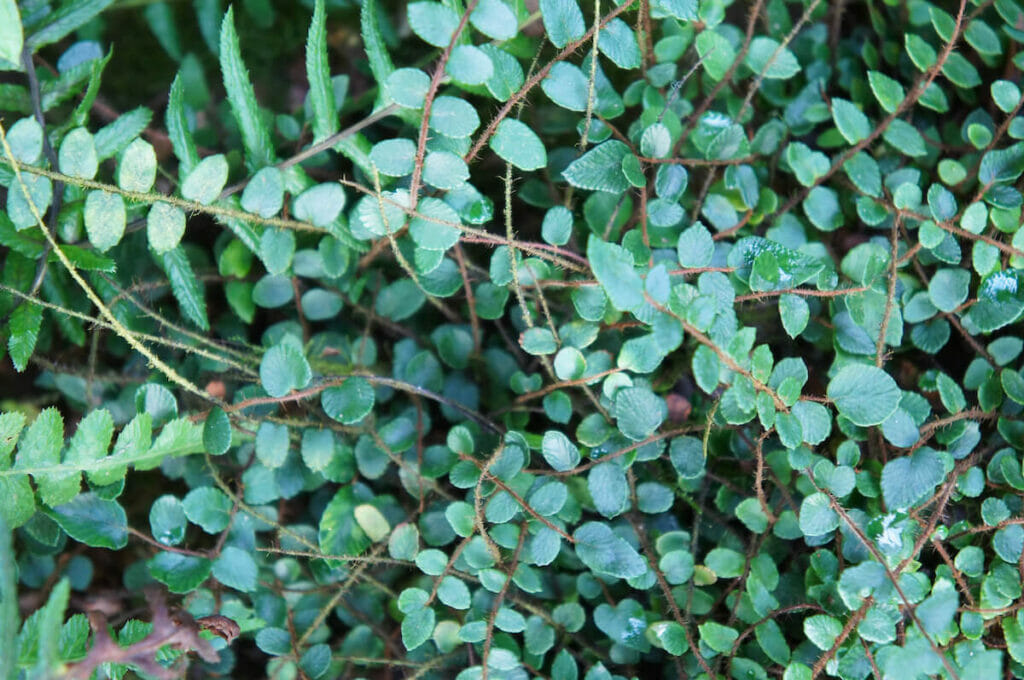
[3,0,1024,678]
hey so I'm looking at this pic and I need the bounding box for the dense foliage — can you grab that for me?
[4,0,1024,677]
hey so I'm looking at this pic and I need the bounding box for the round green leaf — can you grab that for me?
[84,190,126,252]
[117,138,157,192]
[322,377,375,424]
[147,202,186,254]
[489,119,547,171]
[260,343,312,398]
[827,364,901,426]
[181,154,228,205]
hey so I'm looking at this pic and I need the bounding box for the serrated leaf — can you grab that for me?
[7,301,41,372]
[25,0,115,51]
[827,364,901,426]
[880,448,944,510]
[220,6,274,169]
[589,237,644,312]
[166,73,199,175]
[745,37,800,79]
[573,521,647,579]
[159,246,209,330]
[306,0,338,142]
[831,99,871,144]
[260,343,312,398]
[588,463,628,518]
[540,0,585,48]
[322,377,375,424]
[50,493,128,549]
[597,19,641,69]
[563,140,631,192]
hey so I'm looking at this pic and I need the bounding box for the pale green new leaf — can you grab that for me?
[0,0,23,67]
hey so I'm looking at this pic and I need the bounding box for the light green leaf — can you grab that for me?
[489,119,547,171]
[827,364,901,426]
[799,492,838,536]
[470,0,518,40]
[386,68,430,109]
[182,486,232,533]
[779,294,809,338]
[402,607,436,650]
[260,228,295,275]
[541,431,580,471]
[260,343,312,398]
[213,545,258,591]
[149,495,187,546]
[181,154,228,205]
[354,503,390,542]
[166,73,199,176]
[147,203,186,254]
[573,521,647,579]
[0,0,23,67]
[83,190,126,252]
[542,62,590,112]
[613,387,666,441]
[370,138,416,176]
[699,621,738,653]
[117,138,157,192]
[696,30,736,81]
[319,486,371,557]
[563,140,631,192]
[597,19,641,69]
[540,0,585,48]
[58,127,98,179]
[745,37,800,79]
[588,237,644,312]
[928,268,970,312]
[255,421,289,468]
[362,0,396,95]
[242,166,284,218]
[429,96,480,137]
[880,448,944,510]
[408,1,460,47]
[831,99,870,145]
[677,223,714,268]
[446,45,493,85]
[589,462,628,518]
[293,182,345,227]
